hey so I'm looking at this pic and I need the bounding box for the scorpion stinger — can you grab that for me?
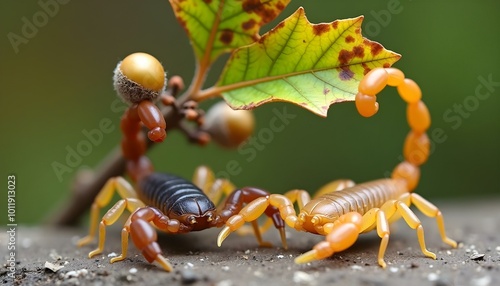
[217,67,457,268]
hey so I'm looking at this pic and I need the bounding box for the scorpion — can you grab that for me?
[77,53,285,271]
[217,67,458,268]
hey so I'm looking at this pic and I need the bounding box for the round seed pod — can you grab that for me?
[202,101,255,148]
[113,52,166,104]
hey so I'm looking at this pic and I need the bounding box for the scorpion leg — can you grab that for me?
[218,192,305,248]
[192,165,216,199]
[403,193,457,248]
[218,190,289,248]
[394,200,437,259]
[87,198,145,258]
[295,212,363,264]
[241,189,312,237]
[356,201,400,268]
[77,177,140,247]
[192,165,239,206]
[125,207,182,272]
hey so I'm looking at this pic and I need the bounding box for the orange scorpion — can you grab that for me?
[217,67,458,268]
[77,53,285,271]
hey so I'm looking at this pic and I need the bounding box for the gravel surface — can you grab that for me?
[1,199,499,286]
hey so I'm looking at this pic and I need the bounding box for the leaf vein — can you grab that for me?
[266,10,300,76]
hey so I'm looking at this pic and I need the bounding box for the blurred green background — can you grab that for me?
[1,0,499,225]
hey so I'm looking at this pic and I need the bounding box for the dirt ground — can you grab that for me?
[1,199,499,286]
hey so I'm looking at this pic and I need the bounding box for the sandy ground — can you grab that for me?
[1,199,499,286]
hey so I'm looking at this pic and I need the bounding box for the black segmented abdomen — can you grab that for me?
[137,172,216,217]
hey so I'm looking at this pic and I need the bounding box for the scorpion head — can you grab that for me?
[177,211,220,232]
[297,209,338,235]
[172,196,220,231]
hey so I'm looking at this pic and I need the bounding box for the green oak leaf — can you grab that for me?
[216,7,401,117]
[169,0,290,65]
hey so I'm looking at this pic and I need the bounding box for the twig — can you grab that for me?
[48,96,183,226]
[47,146,127,225]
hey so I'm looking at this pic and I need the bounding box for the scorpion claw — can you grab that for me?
[294,249,319,264]
[217,226,232,247]
[155,254,173,272]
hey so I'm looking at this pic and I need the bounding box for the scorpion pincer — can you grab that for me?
[217,67,458,268]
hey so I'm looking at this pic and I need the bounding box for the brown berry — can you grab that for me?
[202,101,255,148]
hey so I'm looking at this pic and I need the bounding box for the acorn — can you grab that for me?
[113,52,167,104]
[202,101,255,148]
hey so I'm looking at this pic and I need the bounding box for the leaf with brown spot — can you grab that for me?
[212,7,401,117]
[169,0,290,65]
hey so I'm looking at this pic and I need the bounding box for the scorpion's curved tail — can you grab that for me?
[355,67,430,192]
[120,101,166,182]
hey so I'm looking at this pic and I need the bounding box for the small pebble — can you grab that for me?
[470,254,485,261]
[64,269,88,279]
[44,261,64,272]
[351,265,363,271]
[180,269,199,284]
[107,252,117,258]
[293,271,314,283]
[129,268,137,274]
[427,273,439,281]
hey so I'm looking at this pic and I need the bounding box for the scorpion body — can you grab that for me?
[297,179,406,235]
[217,67,457,268]
[137,173,218,232]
